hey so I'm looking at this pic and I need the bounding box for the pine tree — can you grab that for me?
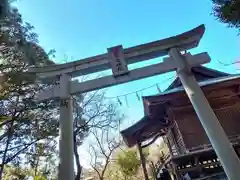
[212,0,240,30]
[0,6,58,179]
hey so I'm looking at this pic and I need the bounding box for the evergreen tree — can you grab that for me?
[212,0,240,30]
[0,6,58,179]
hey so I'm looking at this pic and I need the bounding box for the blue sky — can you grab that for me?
[13,0,240,167]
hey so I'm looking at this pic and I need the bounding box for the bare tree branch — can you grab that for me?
[89,127,121,180]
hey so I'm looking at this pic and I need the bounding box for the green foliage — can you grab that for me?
[3,166,28,180]
[0,0,9,21]
[2,165,57,180]
[1,3,123,180]
[212,0,240,30]
[116,149,140,177]
[25,141,58,178]
[142,147,150,158]
[0,4,58,180]
[104,146,150,180]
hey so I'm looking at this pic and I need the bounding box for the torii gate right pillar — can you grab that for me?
[169,48,240,180]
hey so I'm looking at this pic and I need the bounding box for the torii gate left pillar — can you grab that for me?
[58,74,74,180]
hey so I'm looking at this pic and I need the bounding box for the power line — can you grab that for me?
[216,59,240,72]
[106,58,239,102]
[105,76,176,100]
[216,59,240,67]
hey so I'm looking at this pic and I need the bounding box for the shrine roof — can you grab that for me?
[121,66,240,147]
[145,74,240,100]
[120,115,170,147]
[166,66,228,90]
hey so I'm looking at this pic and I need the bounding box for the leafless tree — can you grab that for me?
[73,89,122,180]
[89,126,122,180]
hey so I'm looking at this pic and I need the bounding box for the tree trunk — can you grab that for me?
[34,158,40,177]
[137,143,149,180]
[74,133,82,180]
[0,120,14,180]
[150,161,157,179]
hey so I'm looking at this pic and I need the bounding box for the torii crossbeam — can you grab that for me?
[29,25,240,180]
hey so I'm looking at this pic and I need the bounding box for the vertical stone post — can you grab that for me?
[169,48,240,180]
[59,74,74,180]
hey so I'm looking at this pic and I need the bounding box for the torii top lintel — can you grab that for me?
[28,24,205,80]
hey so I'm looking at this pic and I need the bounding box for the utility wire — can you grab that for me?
[105,76,176,100]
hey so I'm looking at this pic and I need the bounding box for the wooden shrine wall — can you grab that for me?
[176,113,209,150]
[166,122,186,155]
[168,87,240,152]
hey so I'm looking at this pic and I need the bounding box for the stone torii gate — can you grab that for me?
[28,25,240,180]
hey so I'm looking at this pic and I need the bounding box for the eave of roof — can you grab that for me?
[144,74,240,101]
[121,115,170,147]
[166,66,229,90]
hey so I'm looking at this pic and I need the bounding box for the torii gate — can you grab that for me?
[29,25,240,180]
